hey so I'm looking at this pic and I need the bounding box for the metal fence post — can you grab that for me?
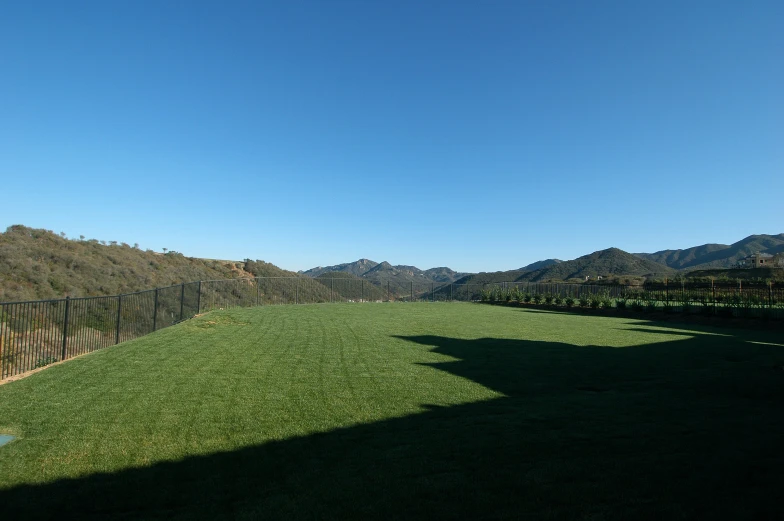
[331,278,334,303]
[115,294,122,344]
[770,282,774,309]
[0,304,5,379]
[197,281,202,314]
[387,281,390,302]
[61,296,70,361]
[450,284,453,301]
[296,278,300,305]
[410,282,413,302]
[180,283,185,321]
[153,288,159,331]
[432,283,435,302]
[362,280,364,302]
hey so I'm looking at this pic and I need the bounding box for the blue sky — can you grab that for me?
[1,1,782,273]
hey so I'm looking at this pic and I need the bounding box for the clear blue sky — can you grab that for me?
[1,1,782,273]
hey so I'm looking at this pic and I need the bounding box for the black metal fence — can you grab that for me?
[474,280,784,320]
[2,277,782,380]
[0,281,203,380]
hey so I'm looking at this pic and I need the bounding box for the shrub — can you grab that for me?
[533,293,543,305]
[565,296,575,308]
[544,294,554,306]
[554,295,563,306]
[718,306,734,318]
[739,297,755,317]
[35,356,58,368]
[616,298,627,310]
[578,296,590,308]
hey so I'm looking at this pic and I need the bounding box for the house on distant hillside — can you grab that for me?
[737,252,779,268]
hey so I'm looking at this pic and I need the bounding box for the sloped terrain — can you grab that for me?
[519,248,675,282]
[0,226,296,302]
[636,234,784,270]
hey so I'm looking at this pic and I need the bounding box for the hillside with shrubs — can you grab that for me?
[0,226,296,302]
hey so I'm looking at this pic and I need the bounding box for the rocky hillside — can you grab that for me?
[301,259,378,278]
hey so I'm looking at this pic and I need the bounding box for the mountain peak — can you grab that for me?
[300,259,379,278]
[520,259,562,271]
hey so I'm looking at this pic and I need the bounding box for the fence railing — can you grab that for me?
[0,281,203,380]
[475,280,783,320]
[1,277,782,380]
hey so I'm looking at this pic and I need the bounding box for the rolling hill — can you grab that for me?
[0,225,312,302]
[453,249,673,287]
[314,272,387,301]
[302,259,468,286]
[520,259,563,271]
[518,248,674,282]
[5,225,782,304]
[452,270,530,287]
[634,234,784,270]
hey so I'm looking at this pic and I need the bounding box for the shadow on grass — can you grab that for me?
[501,303,784,330]
[2,323,784,520]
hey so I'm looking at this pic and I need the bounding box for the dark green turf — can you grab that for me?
[1,303,783,520]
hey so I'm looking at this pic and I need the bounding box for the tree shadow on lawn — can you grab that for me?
[3,324,784,520]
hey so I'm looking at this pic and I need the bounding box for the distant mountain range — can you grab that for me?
[301,259,469,287]
[301,234,784,289]
[303,259,379,278]
[3,225,783,303]
[454,248,674,286]
[633,234,784,270]
[520,248,674,282]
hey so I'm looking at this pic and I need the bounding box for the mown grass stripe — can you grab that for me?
[0,303,782,520]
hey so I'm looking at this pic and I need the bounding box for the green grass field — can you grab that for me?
[1,303,783,520]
